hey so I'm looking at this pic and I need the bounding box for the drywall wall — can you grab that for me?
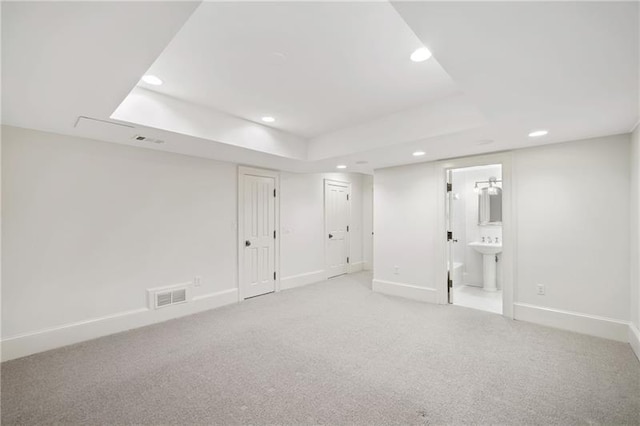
[1,126,372,360]
[279,171,365,288]
[630,124,640,357]
[373,134,631,340]
[2,126,239,358]
[513,136,630,319]
[373,162,439,302]
[362,174,374,271]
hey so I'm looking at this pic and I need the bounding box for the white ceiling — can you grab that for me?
[392,1,639,144]
[1,1,200,135]
[2,1,638,174]
[139,2,459,138]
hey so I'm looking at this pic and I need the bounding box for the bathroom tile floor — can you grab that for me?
[453,284,502,314]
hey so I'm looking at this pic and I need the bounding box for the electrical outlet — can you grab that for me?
[194,276,202,287]
[394,266,400,274]
[536,284,545,295]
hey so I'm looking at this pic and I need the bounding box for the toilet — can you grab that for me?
[452,262,464,286]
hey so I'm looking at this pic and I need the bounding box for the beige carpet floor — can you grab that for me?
[2,272,639,425]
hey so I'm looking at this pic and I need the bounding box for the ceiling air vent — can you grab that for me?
[132,134,165,144]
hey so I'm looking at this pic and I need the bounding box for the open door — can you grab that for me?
[446,169,455,304]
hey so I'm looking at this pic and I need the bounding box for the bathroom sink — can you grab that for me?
[469,242,502,292]
[468,242,503,255]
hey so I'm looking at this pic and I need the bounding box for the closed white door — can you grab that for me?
[325,180,350,278]
[243,175,276,298]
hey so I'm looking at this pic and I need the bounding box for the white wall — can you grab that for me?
[374,134,632,340]
[2,126,239,356]
[630,125,640,358]
[362,174,374,271]
[279,171,365,288]
[1,126,371,360]
[373,162,439,302]
[514,135,630,320]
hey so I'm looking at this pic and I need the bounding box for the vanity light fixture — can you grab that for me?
[336,165,347,169]
[141,75,163,86]
[410,47,432,62]
[413,151,426,157]
[475,177,502,194]
[528,130,548,138]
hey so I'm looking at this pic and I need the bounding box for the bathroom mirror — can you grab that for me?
[478,187,502,225]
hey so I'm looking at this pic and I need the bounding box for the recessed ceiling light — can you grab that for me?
[410,47,432,63]
[336,165,347,169]
[141,75,163,86]
[262,116,275,123]
[528,130,548,138]
[413,151,426,157]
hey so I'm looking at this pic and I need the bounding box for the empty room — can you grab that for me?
[1,1,639,424]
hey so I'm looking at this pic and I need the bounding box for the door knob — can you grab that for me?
[245,240,251,247]
[328,234,333,239]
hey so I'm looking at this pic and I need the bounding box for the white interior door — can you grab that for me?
[243,174,276,298]
[446,169,455,304]
[325,180,350,279]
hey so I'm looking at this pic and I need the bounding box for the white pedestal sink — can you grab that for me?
[468,242,502,291]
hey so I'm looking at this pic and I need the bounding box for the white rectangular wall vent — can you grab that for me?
[172,289,186,304]
[148,284,191,310]
[156,292,172,307]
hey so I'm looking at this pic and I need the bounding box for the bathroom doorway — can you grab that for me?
[446,164,504,314]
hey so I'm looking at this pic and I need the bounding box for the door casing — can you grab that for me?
[436,153,514,319]
[324,179,351,279]
[238,166,280,301]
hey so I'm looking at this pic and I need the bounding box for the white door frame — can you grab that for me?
[324,179,351,279]
[238,166,280,301]
[435,153,515,319]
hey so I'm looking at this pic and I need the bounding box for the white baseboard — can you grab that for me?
[372,279,437,303]
[280,270,325,291]
[1,288,238,362]
[513,302,630,342]
[349,261,364,273]
[629,323,640,362]
[363,261,373,271]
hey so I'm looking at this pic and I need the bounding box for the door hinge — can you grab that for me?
[273,230,276,239]
[346,225,349,232]
[347,194,349,201]
[447,231,453,241]
[347,257,350,264]
[447,182,452,192]
[274,271,276,280]
[273,189,276,197]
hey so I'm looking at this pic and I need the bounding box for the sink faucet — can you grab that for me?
[495,237,499,243]
[481,237,486,243]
